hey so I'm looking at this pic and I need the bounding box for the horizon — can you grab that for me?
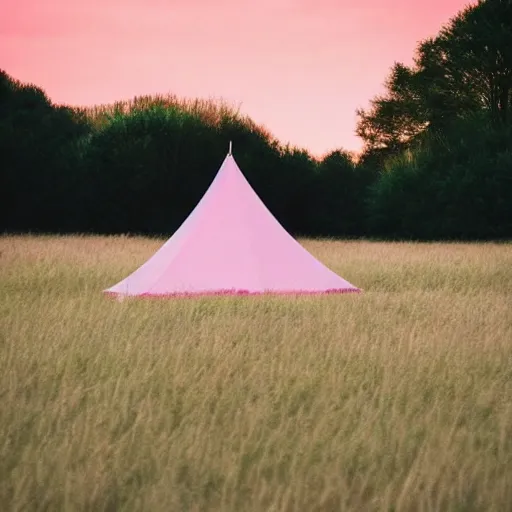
[1,0,471,157]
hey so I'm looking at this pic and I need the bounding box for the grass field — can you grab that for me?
[1,235,511,511]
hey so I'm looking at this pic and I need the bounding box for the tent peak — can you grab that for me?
[228,140,232,156]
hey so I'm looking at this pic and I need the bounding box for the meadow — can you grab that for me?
[1,235,511,511]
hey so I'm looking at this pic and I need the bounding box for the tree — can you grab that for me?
[309,150,377,237]
[356,0,512,156]
[435,0,512,124]
[0,69,91,233]
[356,63,428,154]
[367,113,512,240]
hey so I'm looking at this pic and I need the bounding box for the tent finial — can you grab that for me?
[228,140,232,156]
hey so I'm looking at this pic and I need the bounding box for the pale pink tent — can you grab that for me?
[104,148,360,298]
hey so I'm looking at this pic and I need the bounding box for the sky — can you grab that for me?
[1,0,471,157]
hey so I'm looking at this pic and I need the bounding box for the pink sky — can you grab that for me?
[1,0,470,157]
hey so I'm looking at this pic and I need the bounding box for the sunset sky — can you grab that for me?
[1,0,471,157]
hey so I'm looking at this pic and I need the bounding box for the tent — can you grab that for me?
[104,146,360,298]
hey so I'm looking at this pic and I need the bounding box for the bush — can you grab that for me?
[368,115,512,240]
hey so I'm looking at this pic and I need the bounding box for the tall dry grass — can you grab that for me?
[1,236,511,511]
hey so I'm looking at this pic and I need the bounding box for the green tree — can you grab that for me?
[356,0,512,155]
[368,114,512,240]
[309,150,377,237]
[84,107,224,235]
[84,107,319,237]
[435,0,512,125]
[355,63,428,155]
[0,70,91,233]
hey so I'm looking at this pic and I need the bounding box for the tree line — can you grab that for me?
[1,0,511,240]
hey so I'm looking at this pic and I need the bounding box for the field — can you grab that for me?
[1,235,511,511]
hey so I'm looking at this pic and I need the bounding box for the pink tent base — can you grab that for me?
[104,288,361,300]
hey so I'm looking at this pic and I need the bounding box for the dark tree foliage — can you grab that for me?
[358,0,512,240]
[83,107,224,235]
[355,63,428,154]
[308,150,378,237]
[0,70,91,232]
[0,67,373,239]
[367,114,512,240]
[1,1,511,241]
[436,0,512,125]
[82,109,318,236]
[357,0,512,153]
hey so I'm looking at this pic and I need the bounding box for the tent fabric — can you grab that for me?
[104,153,360,298]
